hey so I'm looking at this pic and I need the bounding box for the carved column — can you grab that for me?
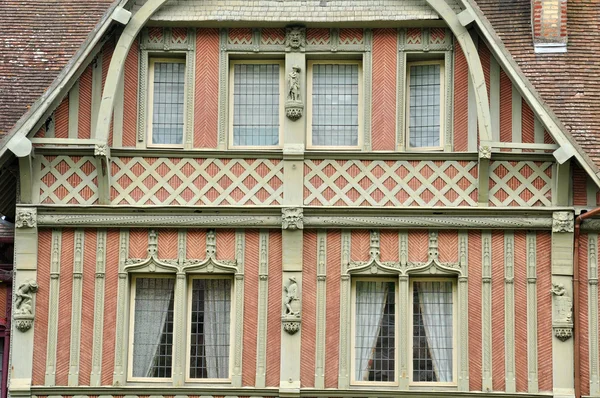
[279,25,307,396]
[551,211,575,397]
[10,207,39,398]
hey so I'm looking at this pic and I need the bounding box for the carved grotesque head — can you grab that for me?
[286,27,305,50]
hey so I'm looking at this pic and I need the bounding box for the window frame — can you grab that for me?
[408,277,457,386]
[306,59,364,150]
[185,274,235,383]
[127,274,177,383]
[350,277,399,387]
[146,57,188,149]
[228,59,285,150]
[405,60,445,152]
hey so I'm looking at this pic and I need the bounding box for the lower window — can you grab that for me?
[129,276,232,381]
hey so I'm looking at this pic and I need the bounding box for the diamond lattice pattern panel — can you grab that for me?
[304,159,478,207]
[489,161,553,207]
[111,157,283,206]
[39,156,98,204]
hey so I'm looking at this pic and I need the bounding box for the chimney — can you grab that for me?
[532,0,567,53]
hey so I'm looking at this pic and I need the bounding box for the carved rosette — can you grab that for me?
[552,212,574,233]
[94,143,110,157]
[479,145,492,159]
[15,207,37,228]
[282,207,304,230]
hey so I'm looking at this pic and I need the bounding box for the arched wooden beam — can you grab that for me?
[94,0,169,143]
[425,0,493,145]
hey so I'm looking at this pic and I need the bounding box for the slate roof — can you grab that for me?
[0,0,115,137]
[474,0,600,169]
[1,0,600,172]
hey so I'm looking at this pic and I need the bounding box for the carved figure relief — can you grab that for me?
[551,282,573,341]
[282,276,301,334]
[285,26,306,51]
[15,207,37,228]
[282,207,304,230]
[14,280,38,332]
[285,65,304,121]
[552,212,574,233]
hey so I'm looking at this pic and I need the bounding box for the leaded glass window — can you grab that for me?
[150,60,186,146]
[408,62,443,149]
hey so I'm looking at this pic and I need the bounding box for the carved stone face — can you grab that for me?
[286,27,305,49]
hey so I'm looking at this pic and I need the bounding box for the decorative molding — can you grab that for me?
[338,230,351,389]
[504,231,516,392]
[526,231,539,393]
[45,229,62,385]
[14,279,39,332]
[305,215,553,229]
[282,207,303,230]
[231,230,245,387]
[551,283,573,341]
[112,229,129,385]
[589,233,600,395]
[481,230,493,391]
[285,26,306,52]
[363,29,373,151]
[16,207,37,228]
[314,230,327,389]
[552,211,574,233]
[90,229,107,386]
[37,213,282,228]
[255,230,269,387]
[457,231,469,391]
[218,28,228,148]
[68,230,85,386]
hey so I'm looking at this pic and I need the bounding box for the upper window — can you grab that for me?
[229,60,284,148]
[406,61,445,150]
[129,275,232,381]
[307,60,362,149]
[148,58,186,147]
[351,277,455,386]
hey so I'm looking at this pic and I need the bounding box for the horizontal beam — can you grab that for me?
[30,138,102,146]
[489,142,559,151]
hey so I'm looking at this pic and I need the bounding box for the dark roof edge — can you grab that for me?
[0,0,125,163]
[465,0,600,185]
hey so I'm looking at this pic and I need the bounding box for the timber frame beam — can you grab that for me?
[424,0,493,205]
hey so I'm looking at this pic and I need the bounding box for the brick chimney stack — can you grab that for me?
[532,0,567,53]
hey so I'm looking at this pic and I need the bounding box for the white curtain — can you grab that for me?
[132,278,173,378]
[203,279,231,378]
[418,281,453,382]
[355,281,387,381]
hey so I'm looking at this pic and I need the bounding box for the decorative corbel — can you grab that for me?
[552,212,574,233]
[285,26,306,52]
[14,279,39,332]
[15,207,37,228]
[94,143,111,205]
[282,207,304,230]
[282,276,301,334]
[551,283,573,341]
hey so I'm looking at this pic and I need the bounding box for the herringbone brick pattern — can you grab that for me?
[351,230,370,262]
[429,28,446,44]
[78,66,92,139]
[371,29,397,151]
[194,29,219,148]
[379,230,399,262]
[491,231,505,391]
[228,28,252,45]
[438,230,458,263]
[261,28,285,45]
[468,230,482,391]
[408,230,428,263]
[500,70,512,145]
[54,97,69,138]
[325,230,341,388]
[78,229,97,386]
[406,28,422,45]
[573,164,588,206]
[339,28,363,45]
[266,231,282,387]
[122,39,138,147]
[514,232,528,392]
[157,229,178,259]
[306,29,330,46]
[171,28,187,43]
[32,230,52,385]
[216,229,235,261]
[101,230,120,386]
[522,99,535,146]
[242,231,259,386]
[128,229,147,259]
[186,229,206,259]
[301,231,317,387]
[454,42,469,152]
[56,230,74,386]
[537,232,553,392]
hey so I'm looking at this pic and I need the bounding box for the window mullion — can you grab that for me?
[172,273,187,385]
[398,275,410,389]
